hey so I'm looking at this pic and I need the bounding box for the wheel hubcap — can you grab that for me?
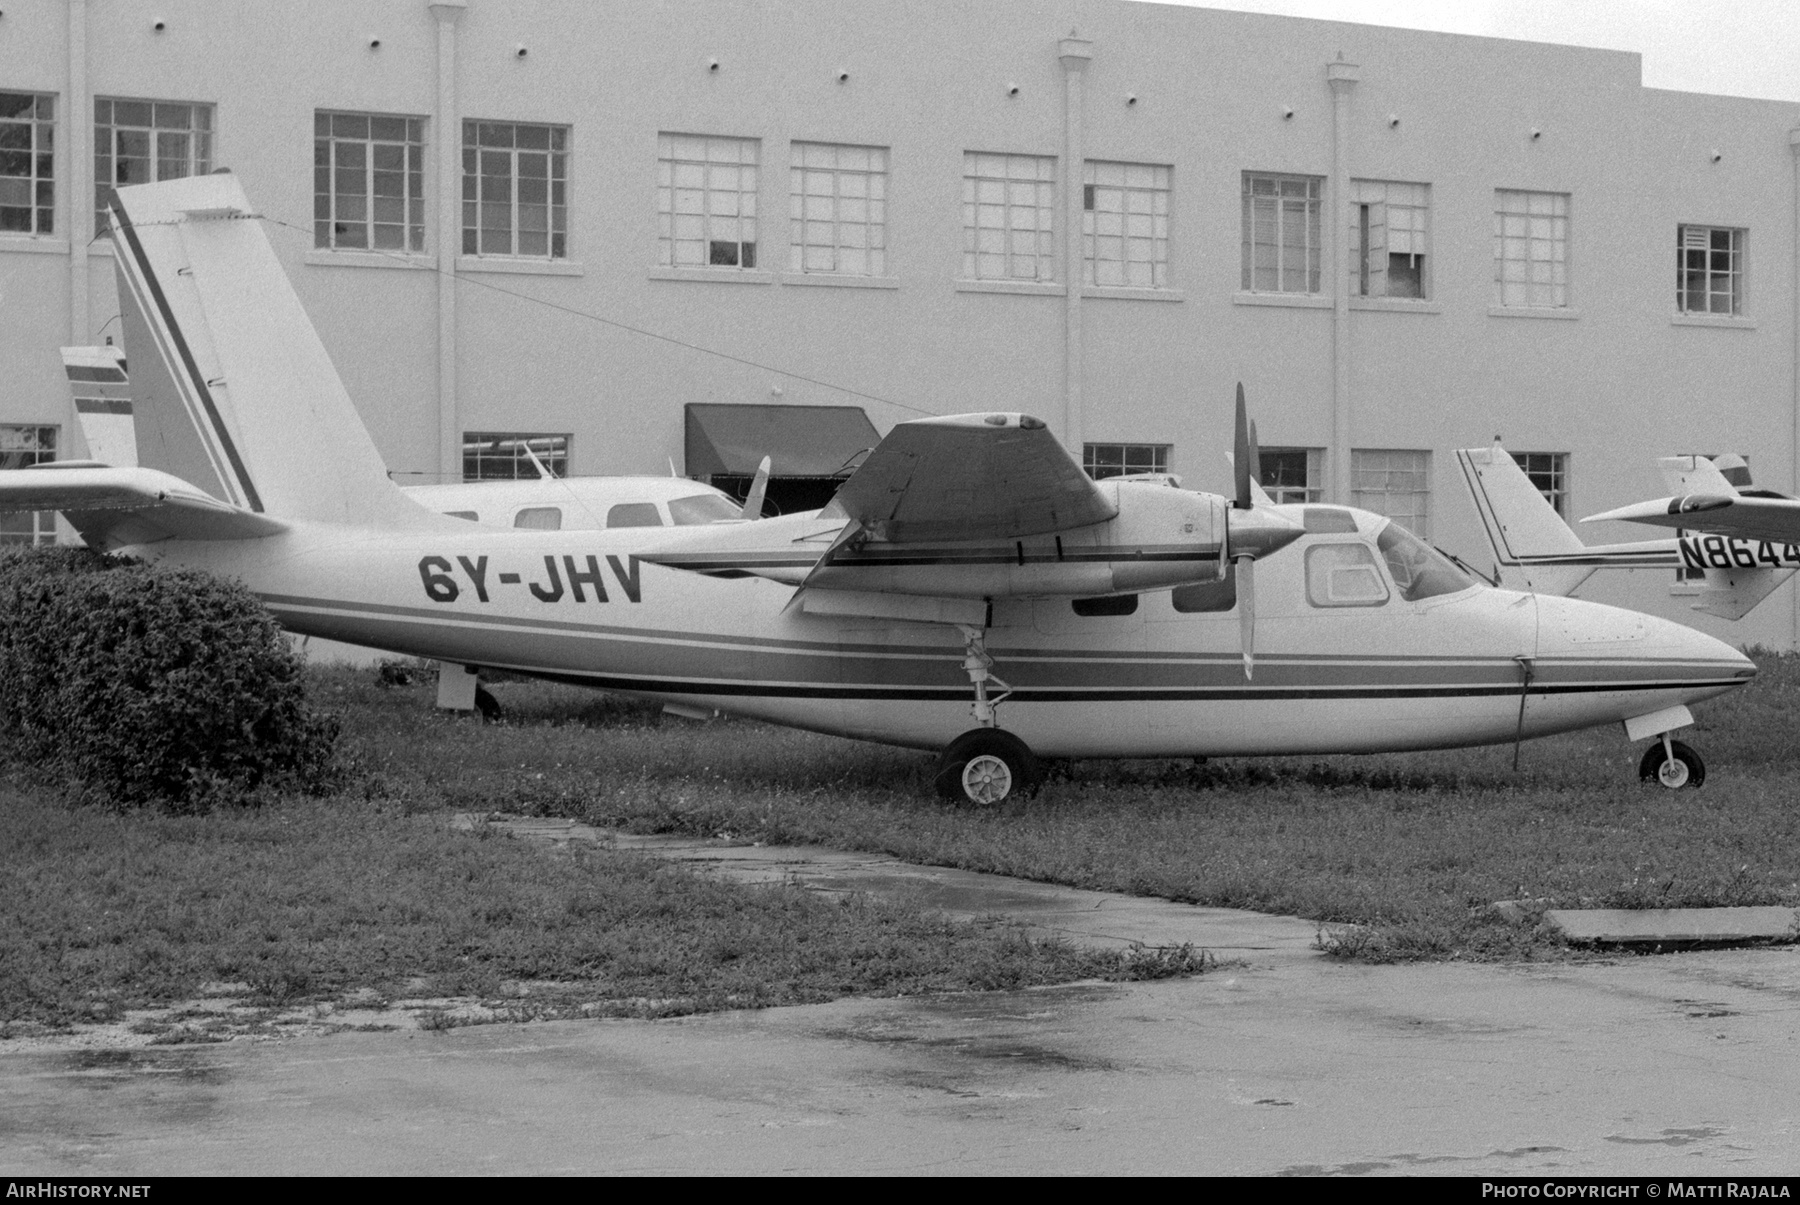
[962,754,1013,804]
[1658,758,1690,789]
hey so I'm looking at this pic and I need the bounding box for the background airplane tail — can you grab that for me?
[111,173,433,529]
[1455,444,1598,596]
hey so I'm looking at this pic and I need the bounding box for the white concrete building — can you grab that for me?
[4,0,1800,644]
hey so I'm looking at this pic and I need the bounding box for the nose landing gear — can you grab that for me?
[1639,735,1705,789]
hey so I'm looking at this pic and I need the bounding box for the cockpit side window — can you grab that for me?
[1305,542,1390,607]
[1375,521,1474,601]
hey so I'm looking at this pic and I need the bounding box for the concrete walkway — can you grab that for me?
[3,821,1797,1176]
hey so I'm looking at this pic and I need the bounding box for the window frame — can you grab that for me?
[0,90,55,238]
[962,151,1057,283]
[0,424,58,546]
[658,133,759,271]
[1083,442,1170,481]
[1258,447,1324,505]
[1083,160,1171,289]
[314,111,426,254]
[461,119,570,260]
[788,141,889,277]
[1677,224,1745,317]
[1350,179,1429,300]
[1511,451,1570,519]
[1351,448,1432,540]
[461,432,571,481]
[94,97,214,231]
[1493,189,1570,309]
[1241,171,1323,295]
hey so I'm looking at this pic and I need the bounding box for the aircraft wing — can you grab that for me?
[0,464,288,548]
[831,413,1117,542]
[1584,494,1800,545]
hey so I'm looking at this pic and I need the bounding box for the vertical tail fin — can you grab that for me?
[110,173,433,528]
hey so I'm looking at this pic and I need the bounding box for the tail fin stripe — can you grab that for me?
[112,202,264,513]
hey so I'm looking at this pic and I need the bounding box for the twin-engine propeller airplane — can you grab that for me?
[0,175,1757,799]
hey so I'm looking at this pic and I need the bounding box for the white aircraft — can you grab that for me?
[1455,443,1790,621]
[0,175,1756,798]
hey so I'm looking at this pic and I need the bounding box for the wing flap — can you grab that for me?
[0,465,288,546]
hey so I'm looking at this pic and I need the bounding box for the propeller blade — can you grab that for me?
[1237,556,1256,680]
[741,455,771,520]
[1248,418,1261,488]
[1233,383,1251,510]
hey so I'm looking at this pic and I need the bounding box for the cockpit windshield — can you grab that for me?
[1375,521,1476,602]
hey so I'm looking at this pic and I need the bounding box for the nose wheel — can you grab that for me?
[1639,737,1705,789]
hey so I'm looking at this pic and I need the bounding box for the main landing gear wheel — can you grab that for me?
[933,729,1042,805]
[1639,739,1704,789]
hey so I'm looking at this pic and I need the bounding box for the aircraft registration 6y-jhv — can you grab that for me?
[0,175,1756,800]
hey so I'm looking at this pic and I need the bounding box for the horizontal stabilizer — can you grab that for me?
[0,464,287,547]
[1687,565,1793,621]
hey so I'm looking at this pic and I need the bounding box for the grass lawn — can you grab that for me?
[343,653,1800,962]
[4,653,1795,1034]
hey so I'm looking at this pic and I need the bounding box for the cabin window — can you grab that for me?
[668,493,740,525]
[445,510,479,522]
[1305,543,1389,608]
[657,133,758,270]
[1302,507,1359,534]
[513,507,562,531]
[1071,594,1138,618]
[1171,565,1235,613]
[1375,521,1473,602]
[606,502,664,528]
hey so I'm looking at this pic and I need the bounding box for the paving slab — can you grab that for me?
[1545,907,1800,944]
[451,814,1326,961]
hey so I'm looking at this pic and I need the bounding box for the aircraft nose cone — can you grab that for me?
[1227,506,1304,560]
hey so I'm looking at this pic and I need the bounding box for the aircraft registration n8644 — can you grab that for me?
[0,175,1755,800]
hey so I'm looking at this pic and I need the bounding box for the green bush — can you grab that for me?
[0,546,339,807]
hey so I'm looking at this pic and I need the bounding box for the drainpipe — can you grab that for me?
[431,0,467,483]
[1327,56,1359,504]
[1059,34,1092,456]
[1789,128,1800,650]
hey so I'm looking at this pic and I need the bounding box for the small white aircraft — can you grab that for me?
[0,175,1756,798]
[1456,443,1791,620]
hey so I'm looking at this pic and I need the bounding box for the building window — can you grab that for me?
[1242,172,1322,294]
[1083,161,1169,288]
[1677,225,1743,316]
[1351,449,1430,539]
[1083,443,1169,481]
[658,133,758,269]
[1494,189,1569,308]
[1512,451,1569,518]
[461,432,570,481]
[790,142,887,276]
[1259,448,1323,504]
[962,152,1055,282]
[95,98,213,230]
[1351,180,1427,299]
[314,112,425,253]
[0,91,54,237]
[462,121,568,258]
[0,425,56,546]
